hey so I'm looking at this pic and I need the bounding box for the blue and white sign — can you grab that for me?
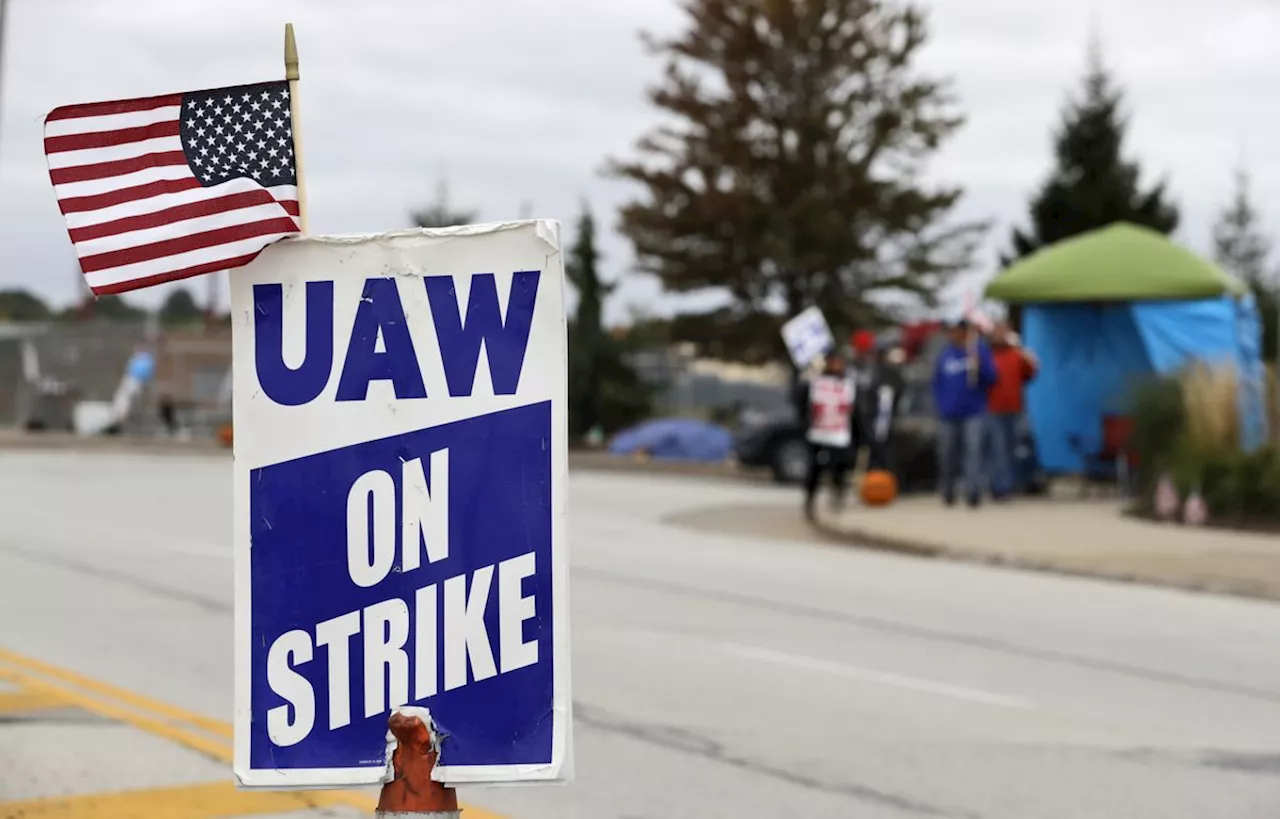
[780,306,834,369]
[231,222,571,788]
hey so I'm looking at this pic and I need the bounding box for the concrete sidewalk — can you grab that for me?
[814,496,1280,601]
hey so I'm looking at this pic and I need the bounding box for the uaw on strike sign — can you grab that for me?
[231,221,571,788]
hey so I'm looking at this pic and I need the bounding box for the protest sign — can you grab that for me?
[231,221,571,788]
[781,306,835,368]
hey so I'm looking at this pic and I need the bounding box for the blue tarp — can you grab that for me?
[607,418,734,462]
[1024,296,1267,472]
[1234,295,1269,453]
[1128,299,1239,372]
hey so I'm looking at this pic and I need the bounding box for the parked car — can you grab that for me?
[733,380,1047,494]
[734,415,812,484]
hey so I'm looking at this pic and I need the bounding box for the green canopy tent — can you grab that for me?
[987,223,1246,303]
[982,222,1264,473]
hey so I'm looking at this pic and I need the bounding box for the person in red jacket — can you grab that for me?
[986,322,1038,499]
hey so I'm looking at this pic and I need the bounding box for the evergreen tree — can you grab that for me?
[1213,166,1277,359]
[411,179,478,228]
[0,289,52,321]
[1213,167,1271,285]
[566,206,652,437]
[610,0,984,363]
[59,294,146,322]
[1005,40,1179,264]
[159,287,204,326]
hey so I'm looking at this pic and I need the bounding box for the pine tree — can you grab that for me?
[610,0,984,363]
[159,287,204,326]
[0,289,52,321]
[411,180,478,229]
[566,206,652,437]
[1005,40,1179,264]
[1213,166,1277,359]
[60,295,146,322]
[1213,167,1271,286]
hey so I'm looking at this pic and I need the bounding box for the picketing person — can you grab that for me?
[796,349,857,518]
[985,321,1039,500]
[862,336,905,472]
[931,317,997,508]
[793,315,1038,515]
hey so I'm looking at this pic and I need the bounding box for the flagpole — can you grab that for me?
[284,23,308,234]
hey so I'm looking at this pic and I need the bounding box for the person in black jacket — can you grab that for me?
[864,342,906,472]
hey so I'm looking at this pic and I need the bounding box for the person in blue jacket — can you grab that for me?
[931,318,997,507]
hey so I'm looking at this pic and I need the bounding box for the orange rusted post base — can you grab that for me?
[376,711,461,818]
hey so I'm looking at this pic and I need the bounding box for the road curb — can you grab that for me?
[0,433,770,483]
[566,451,767,483]
[946,550,1280,603]
[0,433,226,456]
[806,516,1280,603]
[808,516,947,559]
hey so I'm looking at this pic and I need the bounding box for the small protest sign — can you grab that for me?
[781,306,835,369]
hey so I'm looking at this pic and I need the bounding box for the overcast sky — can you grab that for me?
[1,0,1277,323]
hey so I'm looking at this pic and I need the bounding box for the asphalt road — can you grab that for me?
[1,450,1278,818]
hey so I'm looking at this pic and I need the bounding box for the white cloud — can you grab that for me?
[0,0,1276,321]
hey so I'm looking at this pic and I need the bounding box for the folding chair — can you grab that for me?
[1069,414,1136,498]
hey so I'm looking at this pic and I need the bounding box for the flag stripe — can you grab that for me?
[74,203,294,257]
[50,151,188,185]
[68,189,288,242]
[57,177,203,215]
[78,216,300,273]
[46,94,183,123]
[63,182,297,228]
[46,135,185,170]
[84,236,293,291]
[54,163,194,200]
[88,252,266,295]
[44,120,181,154]
[44,106,183,139]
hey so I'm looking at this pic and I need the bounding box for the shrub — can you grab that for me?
[1129,375,1185,491]
[1199,447,1280,522]
[1267,365,1280,446]
[1180,362,1239,455]
[1129,362,1280,524]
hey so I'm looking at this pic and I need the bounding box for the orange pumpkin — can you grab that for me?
[860,469,898,506]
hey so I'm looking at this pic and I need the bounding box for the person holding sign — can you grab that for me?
[931,318,997,508]
[800,351,856,518]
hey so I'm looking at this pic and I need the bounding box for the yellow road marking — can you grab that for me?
[0,688,65,716]
[0,648,231,739]
[0,665,234,765]
[0,780,350,819]
[0,650,508,818]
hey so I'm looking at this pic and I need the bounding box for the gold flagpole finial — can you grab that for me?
[284,22,307,232]
[284,23,299,82]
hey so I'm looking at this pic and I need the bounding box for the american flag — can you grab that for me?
[45,80,301,296]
